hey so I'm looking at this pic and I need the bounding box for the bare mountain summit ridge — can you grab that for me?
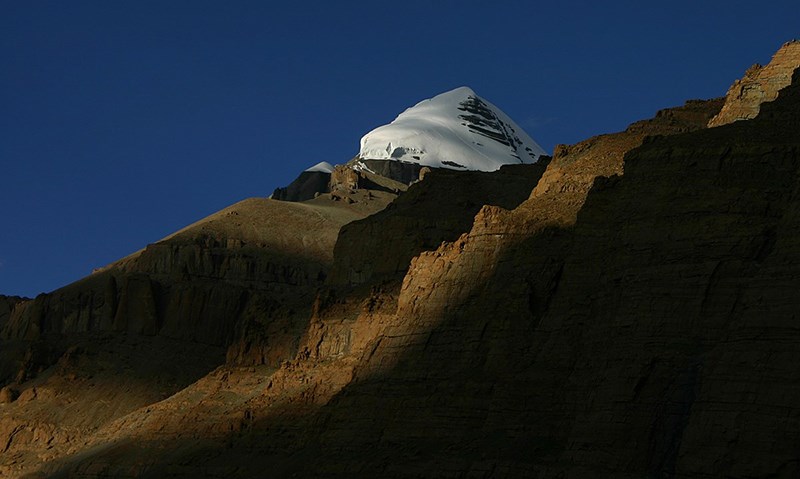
[708,39,800,127]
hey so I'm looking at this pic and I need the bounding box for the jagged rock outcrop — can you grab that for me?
[327,162,549,287]
[271,170,332,201]
[272,161,412,204]
[328,163,409,196]
[350,158,426,185]
[708,40,800,127]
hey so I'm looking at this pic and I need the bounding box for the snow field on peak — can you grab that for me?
[358,87,547,172]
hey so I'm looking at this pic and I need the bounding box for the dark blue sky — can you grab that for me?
[1,1,797,297]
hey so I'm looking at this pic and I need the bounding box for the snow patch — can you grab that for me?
[305,161,335,173]
[358,86,547,172]
[351,160,375,174]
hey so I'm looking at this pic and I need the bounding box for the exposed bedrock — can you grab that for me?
[708,40,800,127]
[294,70,800,477]
[327,162,549,288]
[10,48,800,479]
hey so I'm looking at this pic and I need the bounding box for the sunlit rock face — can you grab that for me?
[708,40,800,127]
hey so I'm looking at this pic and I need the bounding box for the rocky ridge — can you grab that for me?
[708,39,800,127]
[327,162,550,288]
[0,192,396,476]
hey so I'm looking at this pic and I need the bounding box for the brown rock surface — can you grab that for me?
[0,192,394,478]
[2,195,392,348]
[708,40,800,127]
[310,69,798,478]
[271,170,331,201]
[355,158,428,185]
[7,45,800,479]
[0,385,18,403]
[0,335,224,478]
[20,72,730,478]
[327,162,549,288]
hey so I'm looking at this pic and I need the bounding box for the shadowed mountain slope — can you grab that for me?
[27,69,740,479]
[0,192,395,477]
[4,45,800,479]
[0,156,548,477]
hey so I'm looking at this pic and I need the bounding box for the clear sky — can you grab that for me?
[1,1,797,297]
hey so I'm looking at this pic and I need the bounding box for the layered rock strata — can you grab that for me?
[7,46,800,479]
[327,162,549,288]
[298,69,800,478]
[1,197,384,347]
[26,72,732,478]
[0,193,394,477]
[708,40,800,127]
[248,64,797,479]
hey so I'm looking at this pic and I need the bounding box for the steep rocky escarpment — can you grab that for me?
[292,69,800,477]
[259,90,729,479]
[350,158,427,185]
[327,162,549,288]
[0,160,551,476]
[271,170,331,202]
[25,71,734,478]
[0,193,394,477]
[2,196,390,348]
[8,46,800,479]
[708,39,800,127]
[489,69,800,477]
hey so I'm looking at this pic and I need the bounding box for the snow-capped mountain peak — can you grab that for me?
[358,87,546,171]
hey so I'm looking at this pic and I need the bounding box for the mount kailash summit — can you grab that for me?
[272,86,548,201]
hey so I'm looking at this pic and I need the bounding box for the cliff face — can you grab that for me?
[708,40,800,127]
[0,157,550,477]
[531,83,800,476]
[327,162,549,288]
[323,71,799,478]
[22,72,734,478]
[0,296,26,333]
[254,69,797,479]
[0,194,395,477]
[5,48,800,479]
[270,170,331,201]
[276,92,730,478]
[1,197,378,347]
